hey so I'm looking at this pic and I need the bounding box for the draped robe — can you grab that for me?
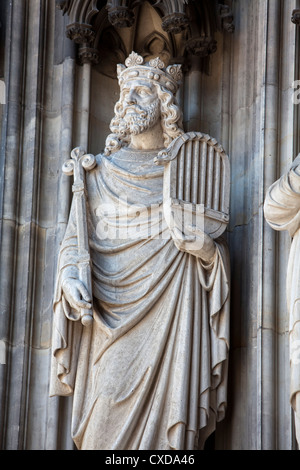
[50,147,230,450]
[264,163,300,445]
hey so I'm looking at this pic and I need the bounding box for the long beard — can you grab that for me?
[120,100,160,136]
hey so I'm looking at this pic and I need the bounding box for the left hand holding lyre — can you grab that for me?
[171,225,216,263]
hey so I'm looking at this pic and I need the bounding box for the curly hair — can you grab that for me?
[104,83,184,156]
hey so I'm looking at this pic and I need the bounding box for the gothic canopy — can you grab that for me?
[56,0,234,72]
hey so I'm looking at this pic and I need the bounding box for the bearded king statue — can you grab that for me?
[50,52,231,451]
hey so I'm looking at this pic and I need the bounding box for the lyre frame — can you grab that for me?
[155,132,230,239]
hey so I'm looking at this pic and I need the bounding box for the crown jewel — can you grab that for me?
[117,51,183,94]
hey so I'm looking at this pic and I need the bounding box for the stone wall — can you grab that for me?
[0,0,299,449]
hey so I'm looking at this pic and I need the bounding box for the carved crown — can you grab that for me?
[117,51,183,95]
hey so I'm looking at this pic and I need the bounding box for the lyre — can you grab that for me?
[155,132,230,239]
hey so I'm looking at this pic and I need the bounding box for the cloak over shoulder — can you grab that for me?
[50,148,230,450]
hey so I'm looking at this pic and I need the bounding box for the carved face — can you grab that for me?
[120,80,161,136]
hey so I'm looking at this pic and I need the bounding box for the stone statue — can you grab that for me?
[264,155,300,447]
[50,52,230,450]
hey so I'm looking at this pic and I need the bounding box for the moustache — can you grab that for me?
[123,105,147,117]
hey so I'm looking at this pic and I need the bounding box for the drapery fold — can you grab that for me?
[264,166,300,445]
[50,148,230,450]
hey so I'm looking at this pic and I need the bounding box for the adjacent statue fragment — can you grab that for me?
[50,52,231,450]
[264,155,300,446]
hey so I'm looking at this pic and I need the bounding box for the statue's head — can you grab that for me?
[104,52,184,155]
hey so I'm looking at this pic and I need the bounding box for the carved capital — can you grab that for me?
[55,0,70,13]
[218,4,235,33]
[78,46,100,64]
[185,36,217,58]
[56,0,230,69]
[66,23,95,44]
[292,9,300,25]
[161,12,189,34]
[107,6,135,28]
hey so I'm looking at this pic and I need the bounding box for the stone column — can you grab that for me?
[0,0,76,449]
[215,0,298,450]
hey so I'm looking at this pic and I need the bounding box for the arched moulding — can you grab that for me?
[92,2,175,77]
[56,0,100,30]
[106,0,143,28]
[93,18,128,77]
[56,0,101,63]
[56,0,234,69]
[156,132,230,239]
[139,32,172,66]
[151,0,189,34]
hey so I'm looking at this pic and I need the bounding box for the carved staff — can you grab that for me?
[62,147,96,326]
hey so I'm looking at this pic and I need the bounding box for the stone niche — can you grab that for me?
[56,0,235,153]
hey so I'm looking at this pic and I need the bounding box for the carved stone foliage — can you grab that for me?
[292,9,300,25]
[185,36,217,58]
[106,0,142,28]
[105,0,187,35]
[218,4,235,33]
[56,0,100,63]
[153,0,189,34]
[56,0,234,67]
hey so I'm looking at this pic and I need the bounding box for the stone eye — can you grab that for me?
[137,88,149,97]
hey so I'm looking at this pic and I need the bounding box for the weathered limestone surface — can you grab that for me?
[0,0,75,450]
[264,155,300,448]
[0,0,299,449]
[215,0,297,450]
[49,53,231,450]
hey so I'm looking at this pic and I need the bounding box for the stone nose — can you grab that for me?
[125,90,137,105]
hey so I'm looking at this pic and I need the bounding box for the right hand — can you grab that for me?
[61,278,92,312]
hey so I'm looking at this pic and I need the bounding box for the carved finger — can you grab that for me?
[172,227,195,243]
[72,294,92,310]
[79,300,92,309]
[77,282,91,302]
[173,227,196,247]
[65,286,90,310]
[187,224,204,235]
